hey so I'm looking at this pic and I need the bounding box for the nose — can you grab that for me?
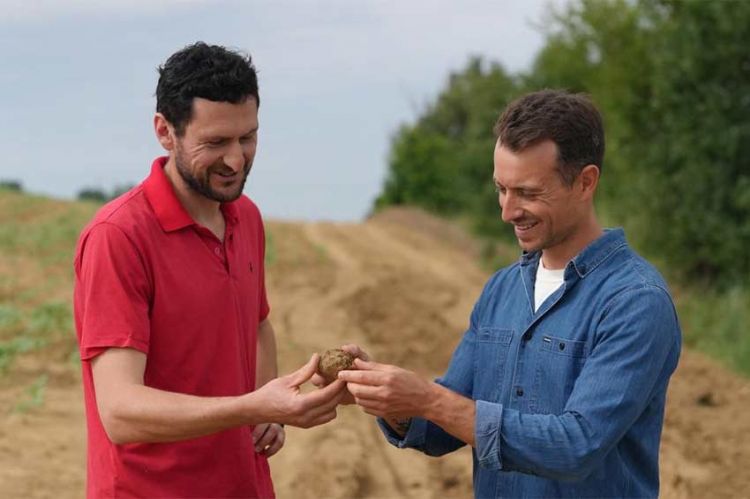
[223,141,245,172]
[500,192,522,223]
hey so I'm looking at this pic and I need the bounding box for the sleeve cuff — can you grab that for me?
[377,417,428,449]
[79,335,149,361]
[475,400,504,470]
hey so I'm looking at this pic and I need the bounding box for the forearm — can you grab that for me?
[99,383,267,445]
[421,382,476,447]
[256,319,278,388]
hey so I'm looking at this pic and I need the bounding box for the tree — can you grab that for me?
[77,188,108,203]
[0,180,23,192]
[375,57,519,239]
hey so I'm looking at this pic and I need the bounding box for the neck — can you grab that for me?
[163,157,222,227]
[541,211,603,270]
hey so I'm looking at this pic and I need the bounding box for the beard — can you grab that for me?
[174,144,251,203]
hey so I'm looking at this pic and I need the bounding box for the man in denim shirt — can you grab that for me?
[338,90,681,498]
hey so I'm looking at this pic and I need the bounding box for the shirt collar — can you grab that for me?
[220,197,240,227]
[571,228,627,278]
[143,157,195,232]
[519,228,627,279]
[143,156,241,233]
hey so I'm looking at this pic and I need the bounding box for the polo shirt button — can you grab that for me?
[215,247,221,255]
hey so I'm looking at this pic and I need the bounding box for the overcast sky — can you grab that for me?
[0,0,566,221]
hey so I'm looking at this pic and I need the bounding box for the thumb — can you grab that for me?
[287,354,319,387]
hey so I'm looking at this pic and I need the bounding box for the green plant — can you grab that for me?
[14,374,49,413]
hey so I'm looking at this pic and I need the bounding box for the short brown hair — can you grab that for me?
[494,89,604,185]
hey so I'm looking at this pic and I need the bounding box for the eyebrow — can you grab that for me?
[203,126,259,142]
[493,179,541,192]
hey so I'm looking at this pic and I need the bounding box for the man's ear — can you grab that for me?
[154,113,176,151]
[578,164,600,201]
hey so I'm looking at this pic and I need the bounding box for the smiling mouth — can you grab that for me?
[515,221,538,232]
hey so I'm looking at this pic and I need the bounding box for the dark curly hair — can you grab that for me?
[156,42,259,136]
[494,90,604,186]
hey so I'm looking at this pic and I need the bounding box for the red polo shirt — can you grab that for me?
[73,157,274,498]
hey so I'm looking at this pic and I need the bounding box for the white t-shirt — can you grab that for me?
[534,260,565,312]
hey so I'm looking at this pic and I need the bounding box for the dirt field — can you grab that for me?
[1,207,749,498]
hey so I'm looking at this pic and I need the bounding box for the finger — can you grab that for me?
[311,373,328,388]
[286,354,320,387]
[340,388,356,405]
[252,423,270,443]
[355,400,385,418]
[346,382,384,400]
[299,383,347,419]
[353,393,380,407]
[263,430,285,457]
[255,425,278,452]
[337,369,387,385]
[340,344,370,361]
[300,379,347,409]
[351,358,387,371]
[308,408,338,428]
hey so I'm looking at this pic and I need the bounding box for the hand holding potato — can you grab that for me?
[312,344,370,405]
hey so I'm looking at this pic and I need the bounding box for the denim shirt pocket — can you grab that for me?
[473,327,513,402]
[530,334,589,414]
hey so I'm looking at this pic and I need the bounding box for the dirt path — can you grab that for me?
[1,208,748,498]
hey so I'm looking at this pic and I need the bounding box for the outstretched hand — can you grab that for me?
[337,358,434,420]
[253,354,347,428]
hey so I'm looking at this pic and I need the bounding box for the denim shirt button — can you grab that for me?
[516,388,524,397]
[559,342,566,351]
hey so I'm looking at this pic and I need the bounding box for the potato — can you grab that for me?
[318,349,355,382]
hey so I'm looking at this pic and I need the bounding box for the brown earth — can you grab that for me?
[1,207,749,498]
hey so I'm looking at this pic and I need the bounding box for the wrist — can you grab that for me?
[419,382,443,421]
[236,390,268,426]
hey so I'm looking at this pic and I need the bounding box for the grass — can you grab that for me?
[675,285,750,376]
[14,374,49,413]
[264,227,276,266]
[0,190,96,411]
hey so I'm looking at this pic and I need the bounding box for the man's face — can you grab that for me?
[493,140,584,256]
[172,97,259,203]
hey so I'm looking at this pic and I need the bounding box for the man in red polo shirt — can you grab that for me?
[73,42,345,498]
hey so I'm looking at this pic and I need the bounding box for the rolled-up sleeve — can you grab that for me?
[475,400,504,469]
[377,317,478,456]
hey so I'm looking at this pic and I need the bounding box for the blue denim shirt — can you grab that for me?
[378,229,681,498]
